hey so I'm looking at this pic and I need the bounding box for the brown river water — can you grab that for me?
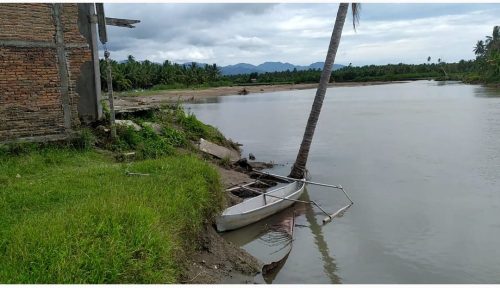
[186,80,500,283]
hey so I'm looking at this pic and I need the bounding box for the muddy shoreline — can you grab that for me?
[181,162,277,284]
[180,146,297,284]
[115,81,403,112]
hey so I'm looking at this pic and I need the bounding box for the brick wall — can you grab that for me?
[0,4,54,42]
[0,3,93,142]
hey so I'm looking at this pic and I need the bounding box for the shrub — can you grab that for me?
[0,142,39,156]
[114,126,175,160]
[162,127,188,148]
[72,128,96,150]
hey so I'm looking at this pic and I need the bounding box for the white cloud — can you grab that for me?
[222,35,269,50]
[103,3,500,66]
[157,47,215,63]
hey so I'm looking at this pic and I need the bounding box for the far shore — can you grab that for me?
[114,81,406,111]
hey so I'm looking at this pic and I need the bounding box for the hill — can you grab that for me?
[220,61,344,75]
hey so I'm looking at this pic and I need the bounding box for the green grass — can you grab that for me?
[0,148,224,283]
[112,125,176,160]
[117,105,239,151]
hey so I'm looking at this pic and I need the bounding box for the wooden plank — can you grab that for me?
[95,3,107,44]
[226,181,258,192]
[105,17,140,28]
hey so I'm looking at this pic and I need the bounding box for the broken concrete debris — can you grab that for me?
[198,138,240,162]
[115,119,142,131]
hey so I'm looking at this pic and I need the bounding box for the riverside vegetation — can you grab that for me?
[0,106,239,283]
[101,26,499,95]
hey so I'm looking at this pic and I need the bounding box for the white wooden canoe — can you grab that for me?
[216,180,306,232]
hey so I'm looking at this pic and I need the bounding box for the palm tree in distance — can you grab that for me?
[289,3,360,179]
[474,40,486,57]
[485,26,500,51]
[427,56,431,63]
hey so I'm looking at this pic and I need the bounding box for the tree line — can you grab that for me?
[471,26,500,83]
[100,55,228,92]
[224,61,478,84]
[101,26,499,92]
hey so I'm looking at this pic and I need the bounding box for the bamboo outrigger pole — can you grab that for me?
[252,170,354,223]
[233,184,333,219]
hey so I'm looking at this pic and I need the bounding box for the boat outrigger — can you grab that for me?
[216,170,353,232]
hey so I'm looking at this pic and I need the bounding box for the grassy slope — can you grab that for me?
[0,148,224,283]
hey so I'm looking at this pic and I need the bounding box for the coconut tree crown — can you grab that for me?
[474,40,486,56]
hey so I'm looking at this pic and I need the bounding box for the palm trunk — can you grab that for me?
[289,3,349,179]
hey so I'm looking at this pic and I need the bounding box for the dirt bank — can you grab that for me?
[181,225,261,284]
[114,81,403,112]
[181,163,276,283]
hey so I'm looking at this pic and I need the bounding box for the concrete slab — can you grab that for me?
[115,119,142,131]
[198,138,240,162]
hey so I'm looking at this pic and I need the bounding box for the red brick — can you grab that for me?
[0,4,91,141]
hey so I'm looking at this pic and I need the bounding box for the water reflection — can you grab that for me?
[302,191,341,284]
[190,81,500,283]
[221,188,342,284]
[222,205,305,284]
[473,85,500,98]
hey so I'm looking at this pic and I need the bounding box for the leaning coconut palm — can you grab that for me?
[289,3,360,179]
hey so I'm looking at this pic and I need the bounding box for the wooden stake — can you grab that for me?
[104,50,116,138]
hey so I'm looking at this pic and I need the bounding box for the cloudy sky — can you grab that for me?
[103,3,500,66]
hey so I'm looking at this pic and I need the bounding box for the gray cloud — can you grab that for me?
[101,3,500,66]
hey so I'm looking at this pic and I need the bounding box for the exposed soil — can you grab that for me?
[217,166,253,206]
[179,159,281,283]
[217,166,254,189]
[114,81,403,112]
[180,225,262,284]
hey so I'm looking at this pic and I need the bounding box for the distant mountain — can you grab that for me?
[169,61,344,75]
[257,61,297,72]
[220,61,345,75]
[308,62,325,70]
[221,63,263,75]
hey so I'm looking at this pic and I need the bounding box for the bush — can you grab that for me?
[153,106,239,151]
[162,127,188,148]
[0,142,39,156]
[72,128,96,150]
[136,137,174,160]
[114,126,175,160]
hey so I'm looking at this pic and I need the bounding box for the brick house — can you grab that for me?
[0,3,102,143]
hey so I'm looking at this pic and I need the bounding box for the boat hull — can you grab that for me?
[216,181,305,232]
